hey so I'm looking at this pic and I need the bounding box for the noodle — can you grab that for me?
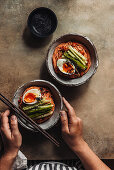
[52,42,91,78]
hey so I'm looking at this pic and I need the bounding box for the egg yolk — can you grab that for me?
[24,93,36,103]
[63,62,74,73]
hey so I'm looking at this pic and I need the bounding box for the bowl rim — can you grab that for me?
[46,33,99,86]
[27,7,58,38]
[13,79,63,132]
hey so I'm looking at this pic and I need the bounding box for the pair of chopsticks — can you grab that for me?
[0,93,59,147]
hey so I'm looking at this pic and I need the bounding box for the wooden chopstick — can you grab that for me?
[0,93,60,147]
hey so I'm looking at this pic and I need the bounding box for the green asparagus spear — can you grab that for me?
[28,108,52,118]
[68,45,87,63]
[27,107,52,116]
[31,111,53,120]
[23,99,51,111]
[64,52,87,70]
[28,105,53,114]
[67,50,86,66]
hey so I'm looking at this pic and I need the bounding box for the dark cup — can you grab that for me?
[27,7,58,38]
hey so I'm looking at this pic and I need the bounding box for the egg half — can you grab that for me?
[23,88,41,104]
[57,58,75,75]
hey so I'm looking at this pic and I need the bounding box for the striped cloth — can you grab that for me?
[28,161,84,170]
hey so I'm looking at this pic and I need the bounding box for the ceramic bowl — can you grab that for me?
[13,80,63,131]
[46,33,99,86]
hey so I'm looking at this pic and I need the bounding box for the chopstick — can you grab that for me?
[0,93,60,147]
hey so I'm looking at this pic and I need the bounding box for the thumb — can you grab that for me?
[60,111,69,134]
[10,115,19,135]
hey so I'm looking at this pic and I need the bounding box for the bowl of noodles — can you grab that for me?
[46,34,98,86]
[13,80,63,131]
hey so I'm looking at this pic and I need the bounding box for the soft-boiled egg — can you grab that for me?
[57,58,75,75]
[23,88,41,104]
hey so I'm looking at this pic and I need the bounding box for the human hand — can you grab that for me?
[0,110,22,158]
[60,97,85,152]
[60,98,111,170]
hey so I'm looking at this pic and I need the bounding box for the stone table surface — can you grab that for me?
[0,0,114,160]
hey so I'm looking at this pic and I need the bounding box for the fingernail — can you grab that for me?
[11,115,16,120]
[60,111,66,116]
[6,109,10,112]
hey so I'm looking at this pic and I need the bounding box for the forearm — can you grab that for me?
[73,140,110,170]
[0,153,16,170]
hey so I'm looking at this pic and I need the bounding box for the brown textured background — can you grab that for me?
[0,0,114,160]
